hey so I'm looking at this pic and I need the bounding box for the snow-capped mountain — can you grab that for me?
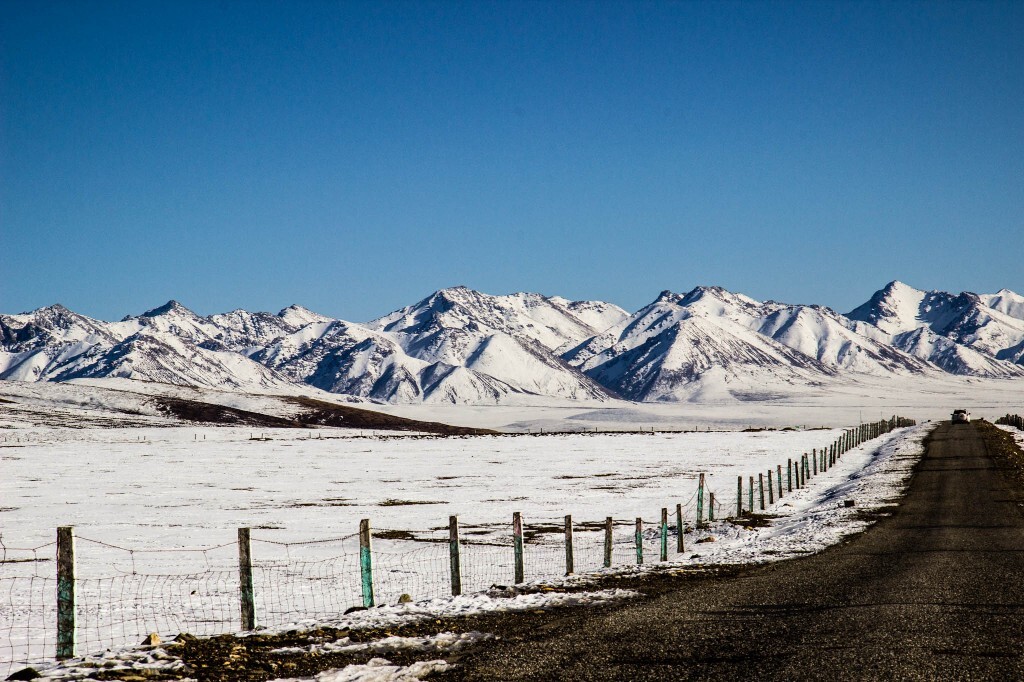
[847,281,1024,376]
[0,302,294,390]
[2,282,1022,404]
[367,287,626,401]
[0,289,629,404]
[370,286,628,353]
[562,286,936,402]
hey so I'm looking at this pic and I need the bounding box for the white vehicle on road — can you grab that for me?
[951,409,971,424]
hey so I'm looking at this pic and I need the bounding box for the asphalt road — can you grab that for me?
[437,422,1024,680]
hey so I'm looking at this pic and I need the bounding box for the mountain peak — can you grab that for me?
[655,290,681,304]
[34,303,72,315]
[277,304,331,326]
[430,285,477,305]
[139,300,194,318]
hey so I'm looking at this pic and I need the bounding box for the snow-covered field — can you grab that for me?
[377,372,1024,432]
[1,422,924,676]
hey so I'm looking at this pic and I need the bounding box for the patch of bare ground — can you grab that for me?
[283,397,496,435]
[146,394,496,435]
[153,396,300,428]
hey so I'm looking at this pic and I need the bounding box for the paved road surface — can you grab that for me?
[438,422,1024,680]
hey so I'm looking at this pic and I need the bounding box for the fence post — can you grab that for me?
[604,516,613,568]
[660,508,668,562]
[696,473,706,529]
[237,528,256,630]
[513,512,525,584]
[564,514,574,576]
[737,476,743,516]
[758,473,765,510]
[676,504,684,553]
[777,465,783,498]
[359,519,375,607]
[812,448,818,475]
[748,476,754,511]
[709,493,715,522]
[56,526,76,660]
[635,517,643,564]
[767,471,774,505]
[449,515,462,596]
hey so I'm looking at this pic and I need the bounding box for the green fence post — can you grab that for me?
[359,519,374,607]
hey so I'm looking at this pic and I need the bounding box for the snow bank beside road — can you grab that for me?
[682,425,926,566]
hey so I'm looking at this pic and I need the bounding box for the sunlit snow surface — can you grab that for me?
[1,423,925,677]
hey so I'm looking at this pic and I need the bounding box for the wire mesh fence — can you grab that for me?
[1,417,914,676]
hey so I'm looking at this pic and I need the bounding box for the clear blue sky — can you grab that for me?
[2,1,1022,322]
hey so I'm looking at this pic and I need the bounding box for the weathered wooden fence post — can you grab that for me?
[737,476,743,517]
[812,448,818,475]
[604,516,613,568]
[359,519,375,607]
[776,465,783,498]
[758,473,765,510]
[513,512,525,584]
[57,526,76,660]
[696,473,706,529]
[449,515,462,596]
[787,458,793,491]
[676,504,684,553]
[635,517,643,565]
[767,470,774,505]
[236,528,257,631]
[564,514,574,576]
[660,508,668,562]
[709,493,716,522]
[748,476,754,511]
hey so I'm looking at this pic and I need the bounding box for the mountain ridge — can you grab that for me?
[2,282,1022,404]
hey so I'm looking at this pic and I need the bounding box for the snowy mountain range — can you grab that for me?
[2,281,1022,404]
